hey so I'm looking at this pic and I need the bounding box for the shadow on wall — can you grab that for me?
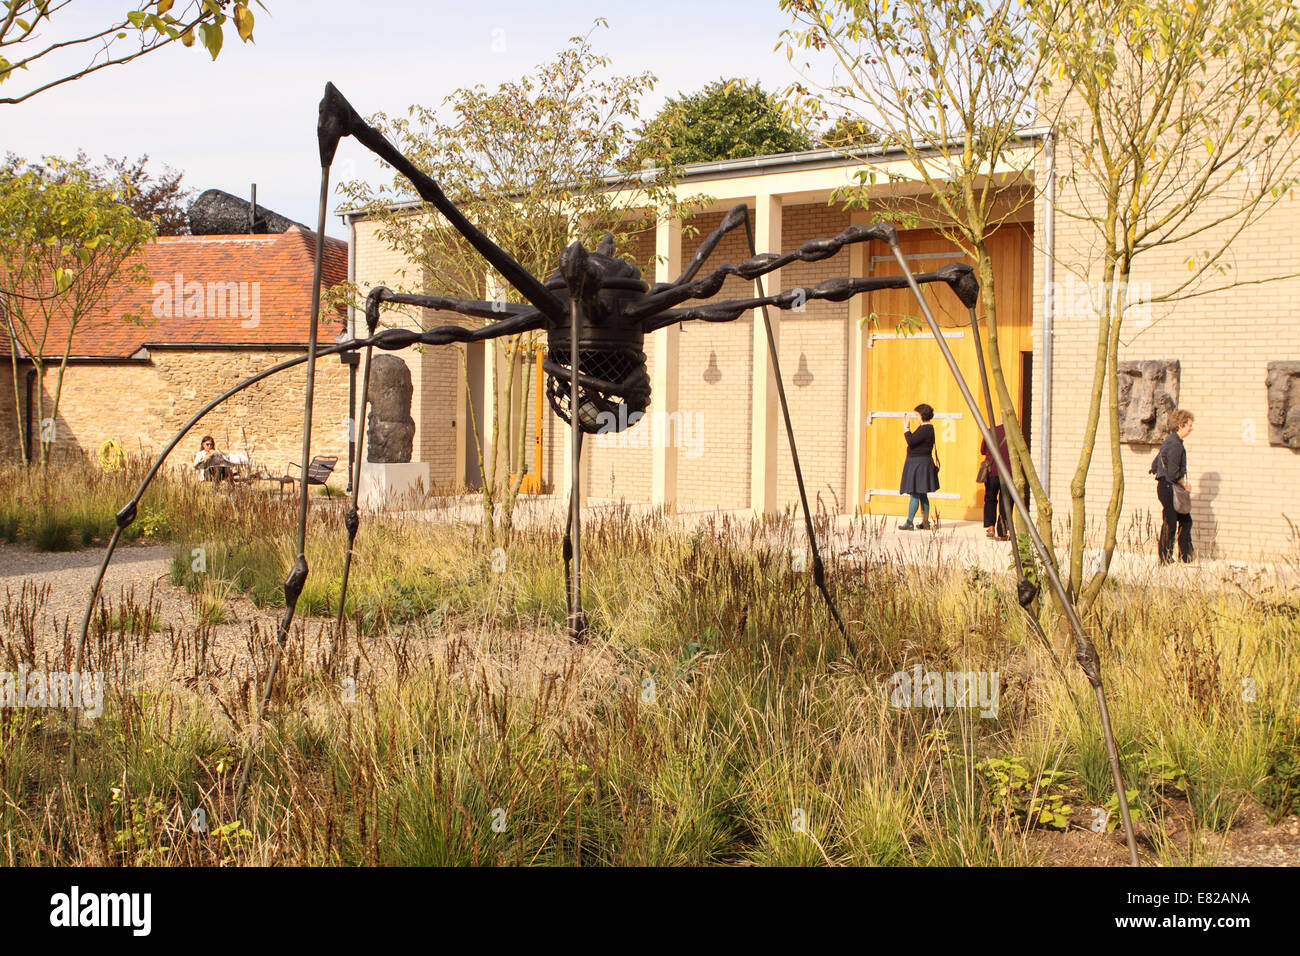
[1195,470,1221,561]
[22,405,84,464]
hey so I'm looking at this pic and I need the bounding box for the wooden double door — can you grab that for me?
[860,226,1033,520]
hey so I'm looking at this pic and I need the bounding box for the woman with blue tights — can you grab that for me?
[899,403,939,530]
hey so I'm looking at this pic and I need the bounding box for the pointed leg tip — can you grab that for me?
[566,611,589,643]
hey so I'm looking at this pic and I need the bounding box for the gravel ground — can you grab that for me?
[0,537,622,706]
[0,538,279,646]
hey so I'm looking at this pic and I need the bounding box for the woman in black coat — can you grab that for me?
[899,403,940,530]
[1150,409,1195,564]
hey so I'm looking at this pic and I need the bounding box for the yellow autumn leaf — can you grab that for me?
[156,0,174,14]
[233,4,253,41]
[234,5,254,42]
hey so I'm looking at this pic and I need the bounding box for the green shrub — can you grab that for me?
[29,507,79,551]
[1259,710,1300,824]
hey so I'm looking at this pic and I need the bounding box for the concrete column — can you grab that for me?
[453,344,469,490]
[481,273,504,492]
[750,193,782,514]
[845,207,871,515]
[651,213,682,510]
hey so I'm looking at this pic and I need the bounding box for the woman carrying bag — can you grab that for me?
[1149,409,1195,564]
[899,403,940,530]
[979,423,1010,541]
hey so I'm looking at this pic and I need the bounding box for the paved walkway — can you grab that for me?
[383,492,1300,592]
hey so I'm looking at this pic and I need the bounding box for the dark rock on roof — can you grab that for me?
[187,188,308,236]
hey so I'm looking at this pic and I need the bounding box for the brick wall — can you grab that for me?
[774,203,853,512]
[1034,109,1300,561]
[676,210,755,509]
[0,366,20,459]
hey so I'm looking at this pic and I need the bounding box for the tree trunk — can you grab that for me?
[481,339,500,547]
[32,361,48,468]
[498,335,524,542]
[1080,267,1129,615]
[973,237,1059,567]
[1068,253,1118,600]
[8,333,26,465]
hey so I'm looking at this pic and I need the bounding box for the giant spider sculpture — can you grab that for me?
[72,82,1139,862]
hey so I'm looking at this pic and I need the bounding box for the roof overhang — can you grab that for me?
[336,127,1049,222]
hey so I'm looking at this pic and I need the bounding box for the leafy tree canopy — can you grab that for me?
[3,151,193,236]
[633,78,816,167]
[818,115,881,150]
[89,153,193,236]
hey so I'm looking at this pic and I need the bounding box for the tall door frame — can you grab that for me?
[853,224,1034,520]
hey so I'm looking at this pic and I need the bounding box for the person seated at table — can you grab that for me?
[194,435,230,482]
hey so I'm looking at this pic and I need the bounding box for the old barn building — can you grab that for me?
[1,226,350,474]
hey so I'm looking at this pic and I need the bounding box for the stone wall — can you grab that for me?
[1,351,351,481]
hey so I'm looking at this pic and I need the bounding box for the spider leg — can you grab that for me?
[732,212,853,655]
[334,288,546,627]
[236,150,338,808]
[881,240,1140,865]
[318,83,565,324]
[69,330,377,770]
[669,203,751,286]
[335,292,386,629]
[626,220,905,320]
[642,264,977,331]
[561,429,585,637]
[559,243,595,641]
[364,289,536,322]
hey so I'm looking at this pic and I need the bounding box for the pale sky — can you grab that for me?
[2,1,808,237]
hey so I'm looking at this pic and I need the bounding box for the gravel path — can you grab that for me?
[0,538,622,707]
[1,540,176,621]
[0,538,284,640]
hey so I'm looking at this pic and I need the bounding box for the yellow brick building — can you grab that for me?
[345,134,1299,562]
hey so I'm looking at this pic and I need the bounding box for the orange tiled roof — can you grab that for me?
[10,227,348,360]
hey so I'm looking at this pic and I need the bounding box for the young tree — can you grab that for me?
[1,0,260,106]
[632,77,816,167]
[1037,0,1300,612]
[1,156,155,464]
[338,22,683,543]
[780,0,1062,568]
